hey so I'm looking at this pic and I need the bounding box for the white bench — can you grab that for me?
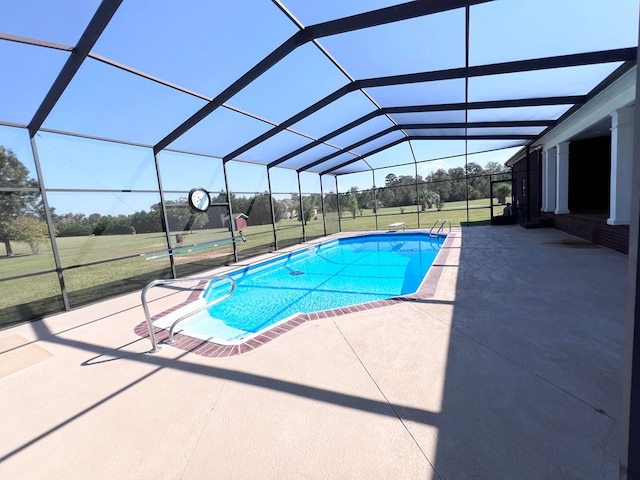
[388,222,407,231]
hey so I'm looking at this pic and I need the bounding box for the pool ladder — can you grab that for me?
[429,219,451,237]
[141,274,235,353]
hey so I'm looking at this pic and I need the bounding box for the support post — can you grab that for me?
[542,148,557,213]
[297,171,305,242]
[620,23,640,478]
[555,142,570,214]
[319,175,327,237]
[222,161,238,263]
[609,107,634,226]
[336,176,342,232]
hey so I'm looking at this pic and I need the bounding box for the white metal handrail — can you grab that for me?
[429,219,451,237]
[141,274,235,353]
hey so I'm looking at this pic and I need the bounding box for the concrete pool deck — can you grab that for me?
[0,225,629,479]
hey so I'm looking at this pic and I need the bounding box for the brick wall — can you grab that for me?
[541,212,629,254]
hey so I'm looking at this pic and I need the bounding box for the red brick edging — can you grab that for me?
[134,232,455,357]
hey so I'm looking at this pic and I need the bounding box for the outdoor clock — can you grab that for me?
[188,187,211,212]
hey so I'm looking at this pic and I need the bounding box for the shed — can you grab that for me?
[232,213,248,231]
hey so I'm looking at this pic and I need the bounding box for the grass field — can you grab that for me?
[1,199,496,326]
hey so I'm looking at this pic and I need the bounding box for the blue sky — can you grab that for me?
[1,0,638,215]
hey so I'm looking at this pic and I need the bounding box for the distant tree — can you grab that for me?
[395,175,417,206]
[211,191,230,204]
[299,196,316,225]
[465,162,484,177]
[184,212,208,232]
[345,193,358,219]
[93,215,135,235]
[366,199,384,211]
[323,192,338,212]
[465,162,487,199]
[417,187,441,211]
[243,193,282,225]
[87,213,101,224]
[0,147,41,256]
[376,186,390,208]
[447,167,467,202]
[448,167,465,179]
[426,169,452,203]
[272,195,285,223]
[355,187,372,211]
[130,210,162,234]
[484,161,506,174]
[286,193,313,224]
[494,183,512,204]
[53,214,94,237]
[385,173,397,186]
[230,195,251,217]
[150,199,197,232]
[380,174,404,206]
[8,216,49,253]
[419,160,511,205]
[289,193,301,220]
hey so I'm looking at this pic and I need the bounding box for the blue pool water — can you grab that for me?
[156,232,444,344]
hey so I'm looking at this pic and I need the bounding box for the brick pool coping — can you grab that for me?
[134,231,456,358]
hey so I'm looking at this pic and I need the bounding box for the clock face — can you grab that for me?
[188,187,210,212]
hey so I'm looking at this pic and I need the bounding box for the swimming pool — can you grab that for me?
[151,231,445,347]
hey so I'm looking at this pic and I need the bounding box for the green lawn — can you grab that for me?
[339,198,493,231]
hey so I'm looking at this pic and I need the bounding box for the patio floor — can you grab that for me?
[0,225,629,479]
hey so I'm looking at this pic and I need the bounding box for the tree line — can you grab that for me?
[336,161,511,218]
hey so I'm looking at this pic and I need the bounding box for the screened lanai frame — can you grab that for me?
[0,0,638,322]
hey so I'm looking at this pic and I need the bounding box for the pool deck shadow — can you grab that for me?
[0,226,628,479]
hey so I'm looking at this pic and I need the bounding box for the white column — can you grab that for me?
[608,106,634,225]
[542,148,557,212]
[541,149,548,212]
[555,142,570,214]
